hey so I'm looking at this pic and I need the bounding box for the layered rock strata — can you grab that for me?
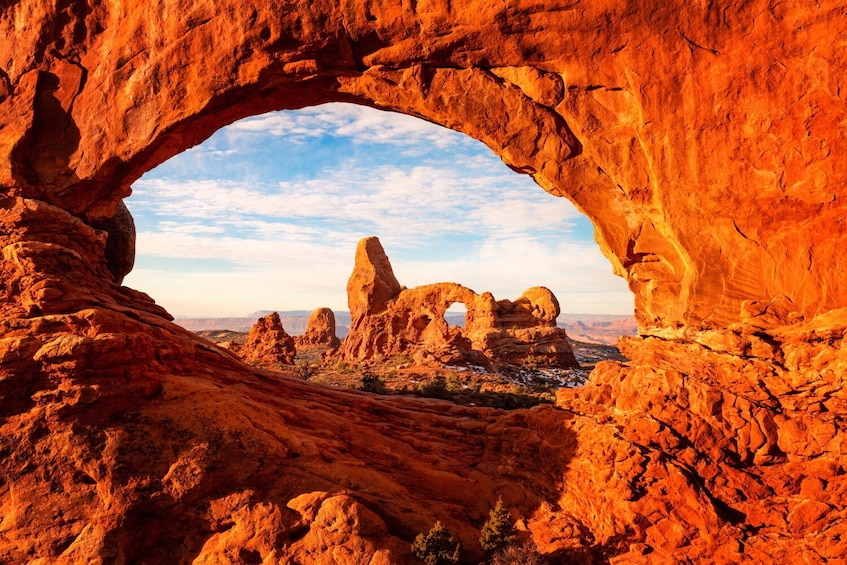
[341,237,579,367]
[0,1,845,563]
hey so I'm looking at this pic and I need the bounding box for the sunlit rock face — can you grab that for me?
[235,312,297,366]
[341,237,579,367]
[1,1,846,563]
[295,307,341,349]
[3,1,846,330]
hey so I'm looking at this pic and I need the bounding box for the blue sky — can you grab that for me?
[124,103,633,318]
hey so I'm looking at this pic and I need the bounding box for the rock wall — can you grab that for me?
[0,1,846,563]
[340,237,579,367]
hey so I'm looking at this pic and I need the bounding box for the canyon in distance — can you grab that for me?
[1,1,846,564]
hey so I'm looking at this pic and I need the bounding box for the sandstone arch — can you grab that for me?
[343,236,473,361]
[7,2,846,331]
[1,2,846,563]
[340,236,579,366]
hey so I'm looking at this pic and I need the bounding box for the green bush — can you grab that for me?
[359,371,387,394]
[412,521,461,565]
[416,375,449,399]
[480,498,518,555]
[296,362,318,380]
[445,375,464,392]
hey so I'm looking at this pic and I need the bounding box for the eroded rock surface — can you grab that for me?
[234,312,296,366]
[0,1,846,563]
[555,310,847,562]
[341,237,578,367]
[295,307,341,349]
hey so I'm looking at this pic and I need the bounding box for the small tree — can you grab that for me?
[417,375,449,399]
[360,372,387,394]
[412,521,461,565]
[479,498,518,555]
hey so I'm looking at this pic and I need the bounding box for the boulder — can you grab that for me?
[238,312,296,366]
[295,307,341,349]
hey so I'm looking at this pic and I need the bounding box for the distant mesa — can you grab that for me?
[232,312,297,366]
[339,237,579,368]
[295,307,342,349]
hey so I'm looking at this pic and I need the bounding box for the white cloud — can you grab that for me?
[227,103,460,149]
[129,161,581,250]
[126,234,632,318]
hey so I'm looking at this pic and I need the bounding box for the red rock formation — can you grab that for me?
[295,307,341,349]
[554,309,847,562]
[341,237,579,367]
[0,1,846,563]
[6,1,846,332]
[347,237,404,319]
[236,312,296,366]
[465,287,579,367]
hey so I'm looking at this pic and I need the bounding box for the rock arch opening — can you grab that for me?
[124,103,634,332]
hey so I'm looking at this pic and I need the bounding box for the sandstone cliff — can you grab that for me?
[0,1,846,563]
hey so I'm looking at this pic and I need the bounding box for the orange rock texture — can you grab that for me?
[295,307,341,349]
[1,1,846,563]
[235,312,297,366]
[341,237,578,367]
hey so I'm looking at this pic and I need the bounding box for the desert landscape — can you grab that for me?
[1,1,846,564]
[193,236,616,411]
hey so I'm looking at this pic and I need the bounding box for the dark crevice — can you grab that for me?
[679,31,721,55]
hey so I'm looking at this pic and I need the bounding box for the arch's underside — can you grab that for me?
[0,1,845,563]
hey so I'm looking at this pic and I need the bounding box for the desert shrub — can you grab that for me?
[480,498,518,555]
[390,352,413,366]
[417,375,449,399]
[296,362,318,380]
[334,361,354,374]
[445,375,464,392]
[490,540,545,565]
[529,382,554,395]
[522,354,547,369]
[412,521,461,565]
[359,369,387,394]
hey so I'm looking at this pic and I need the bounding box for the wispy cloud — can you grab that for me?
[129,160,580,250]
[128,233,632,318]
[227,103,460,149]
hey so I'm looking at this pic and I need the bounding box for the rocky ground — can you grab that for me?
[197,331,626,410]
